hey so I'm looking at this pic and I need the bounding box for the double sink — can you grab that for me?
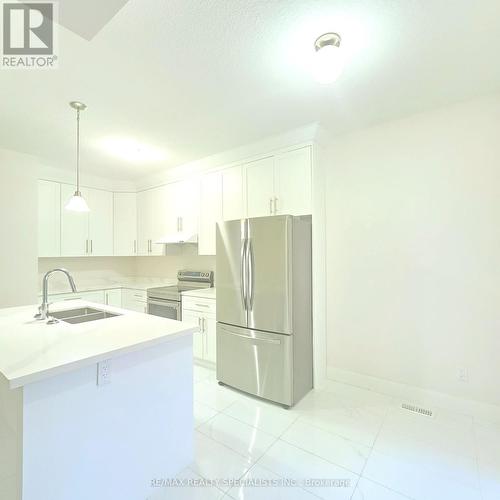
[50,307,121,324]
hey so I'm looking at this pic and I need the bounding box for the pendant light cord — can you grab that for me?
[76,108,80,193]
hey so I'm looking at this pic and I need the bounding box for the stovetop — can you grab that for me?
[147,270,213,302]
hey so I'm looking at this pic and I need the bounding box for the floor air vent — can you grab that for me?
[401,403,433,418]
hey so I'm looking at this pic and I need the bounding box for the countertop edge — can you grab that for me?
[7,326,197,389]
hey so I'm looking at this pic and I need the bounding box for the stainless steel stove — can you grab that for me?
[147,270,213,320]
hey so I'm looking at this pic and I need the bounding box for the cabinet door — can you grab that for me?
[204,316,217,364]
[245,157,275,218]
[137,189,153,255]
[38,180,61,257]
[104,289,122,307]
[175,179,200,237]
[80,290,106,304]
[88,188,114,256]
[114,193,137,256]
[182,310,204,360]
[274,147,312,216]
[198,172,222,255]
[122,289,147,312]
[61,184,89,256]
[150,185,167,255]
[222,165,244,221]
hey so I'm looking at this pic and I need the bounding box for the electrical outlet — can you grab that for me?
[97,360,112,386]
[458,367,468,383]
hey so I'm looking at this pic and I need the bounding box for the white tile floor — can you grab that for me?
[151,365,500,500]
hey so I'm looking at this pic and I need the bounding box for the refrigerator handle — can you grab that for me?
[240,238,248,311]
[248,239,255,310]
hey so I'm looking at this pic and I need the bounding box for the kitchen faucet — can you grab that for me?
[35,268,77,322]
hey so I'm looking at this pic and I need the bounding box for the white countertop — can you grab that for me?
[39,277,178,296]
[0,300,197,389]
[181,288,216,299]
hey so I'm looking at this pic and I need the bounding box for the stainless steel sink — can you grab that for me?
[50,307,121,324]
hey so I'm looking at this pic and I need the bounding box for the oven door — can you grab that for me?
[147,298,181,320]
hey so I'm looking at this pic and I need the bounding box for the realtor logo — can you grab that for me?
[2,1,58,68]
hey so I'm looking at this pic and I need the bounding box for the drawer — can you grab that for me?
[216,323,292,405]
[182,296,216,314]
[122,289,147,302]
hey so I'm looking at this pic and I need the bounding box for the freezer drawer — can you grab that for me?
[216,323,293,406]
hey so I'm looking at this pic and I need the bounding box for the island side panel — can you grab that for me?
[21,335,193,500]
[0,374,23,500]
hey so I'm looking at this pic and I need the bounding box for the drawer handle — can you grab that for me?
[195,303,210,308]
[220,328,281,345]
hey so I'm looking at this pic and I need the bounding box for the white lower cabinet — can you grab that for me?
[182,310,205,359]
[121,289,148,313]
[104,289,122,307]
[182,297,216,364]
[47,288,143,311]
[48,290,105,304]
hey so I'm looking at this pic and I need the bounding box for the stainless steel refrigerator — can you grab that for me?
[216,215,312,407]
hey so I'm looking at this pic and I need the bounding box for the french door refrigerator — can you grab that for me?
[216,215,312,407]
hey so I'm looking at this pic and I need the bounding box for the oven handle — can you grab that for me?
[147,298,180,309]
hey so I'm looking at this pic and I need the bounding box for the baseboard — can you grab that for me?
[327,366,500,426]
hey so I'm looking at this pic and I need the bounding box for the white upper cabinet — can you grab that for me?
[274,147,312,216]
[150,186,167,255]
[61,184,89,256]
[244,147,312,218]
[245,157,275,218]
[60,184,114,257]
[221,165,244,221]
[87,188,113,256]
[137,187,164,256]
[198,171,222,255]
[114,192,137,256]
[38,180,61,257]
[174,179,200,237]
[163,179,199,241]
[38,145,312,259]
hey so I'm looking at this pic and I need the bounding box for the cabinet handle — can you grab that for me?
[274,197,278,215]
[90,239,93,254]
[269,198,273,215]
[85,240,88,254]
[198,317,202,331]
[195,303,209,308]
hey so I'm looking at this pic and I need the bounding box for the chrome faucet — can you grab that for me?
[35,268,77,322]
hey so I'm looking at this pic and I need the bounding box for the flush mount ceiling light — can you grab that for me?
[312,32,345,84]
[99,137,167,163]
[65,101,90,212]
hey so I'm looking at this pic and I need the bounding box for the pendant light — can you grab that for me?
[65,101,90,212]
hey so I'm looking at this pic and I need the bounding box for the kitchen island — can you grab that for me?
[0,300,197,500]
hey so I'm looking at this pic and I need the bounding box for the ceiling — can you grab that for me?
[1,0,500,180]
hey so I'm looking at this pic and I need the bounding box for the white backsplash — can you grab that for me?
[38,247,216,292]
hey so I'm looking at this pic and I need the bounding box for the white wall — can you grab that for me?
[0,149,38,307]
[325,93,500,407]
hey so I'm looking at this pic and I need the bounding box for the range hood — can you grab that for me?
[155,231,198,245]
